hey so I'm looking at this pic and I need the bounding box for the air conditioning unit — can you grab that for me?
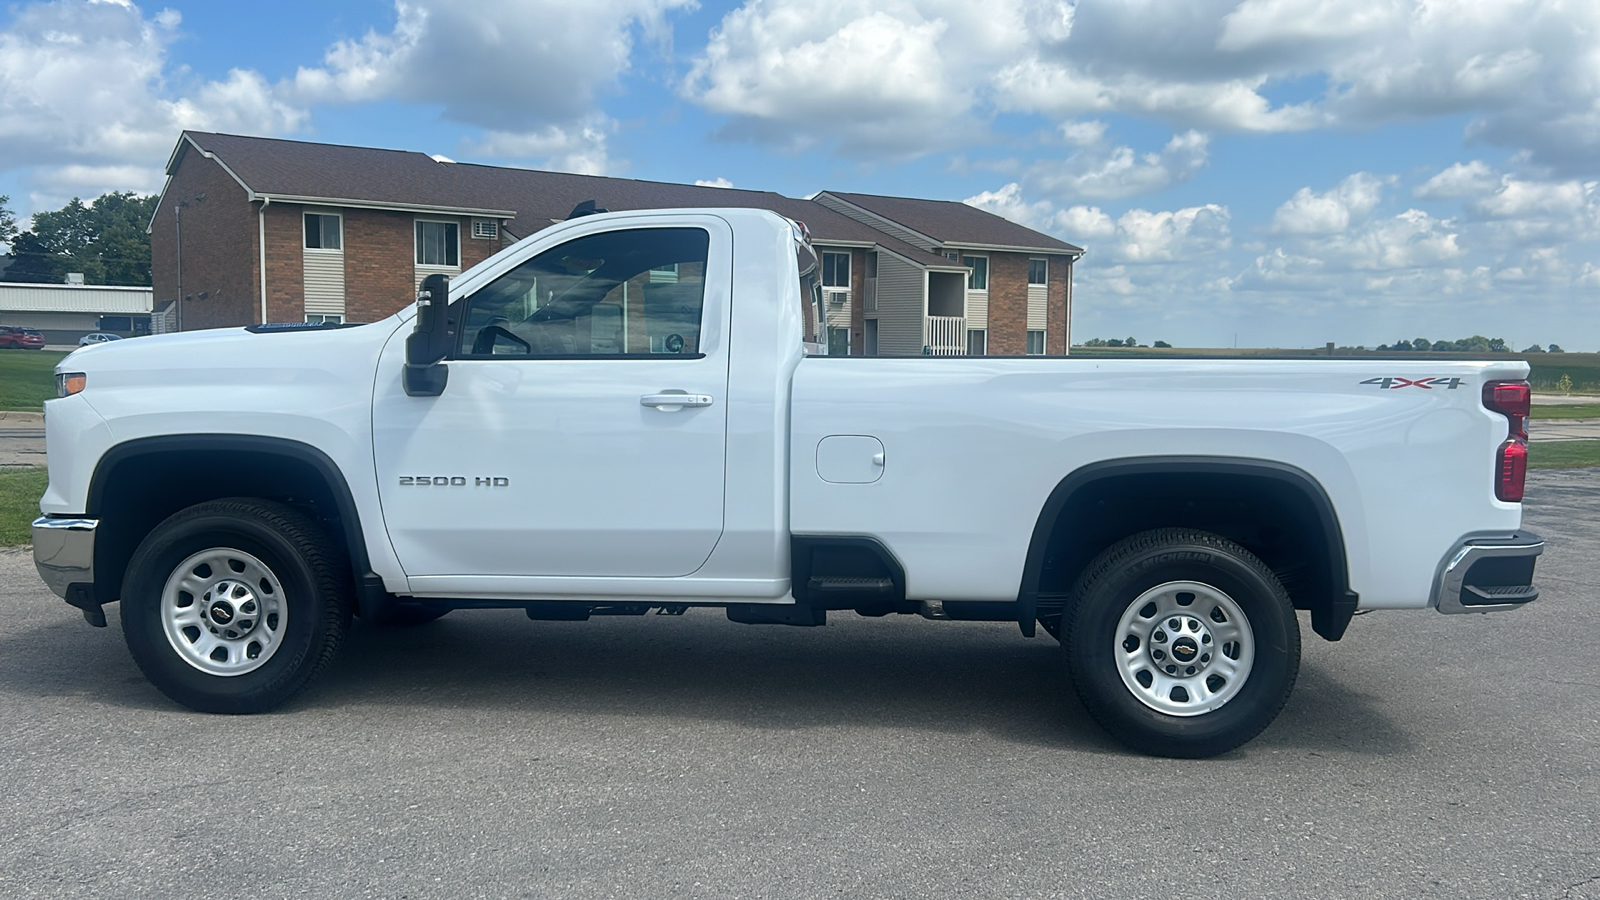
[825,289,848,305]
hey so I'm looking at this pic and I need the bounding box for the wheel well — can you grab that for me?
[1022,458,1357,641]
[87,437,370,605]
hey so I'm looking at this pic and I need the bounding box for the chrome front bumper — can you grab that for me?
[32,516,97,600]
[1433,530,1544,614]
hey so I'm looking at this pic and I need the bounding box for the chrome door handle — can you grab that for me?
[640,391,714,411]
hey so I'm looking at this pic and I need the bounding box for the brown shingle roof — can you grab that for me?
[818,191,1084,255]
[175,132,956,268]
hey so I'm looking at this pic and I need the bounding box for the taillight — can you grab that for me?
[1483,380,1530,502]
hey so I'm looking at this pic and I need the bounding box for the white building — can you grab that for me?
[0,282,154,343]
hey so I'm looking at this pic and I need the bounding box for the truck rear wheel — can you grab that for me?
[1063,528,1300,758]
[120,499,352,713]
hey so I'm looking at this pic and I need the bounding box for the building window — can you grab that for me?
[828,327,851,356]
[967,329,987,356]
[416,220,460,267]
[472,219,499,239]
[962,255,988,290]
[866,252,878,278]
[1029,259,1047,285]
[864,319,878,356]
[304,213,342,250]
[822,251,851,288]
[1027,330,1045,355]
[649,263,680,284]
[306,314,345,325]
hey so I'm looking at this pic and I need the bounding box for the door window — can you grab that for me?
[457,227,710,358]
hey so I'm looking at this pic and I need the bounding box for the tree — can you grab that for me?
[1487,337,1507,352]
[1125,336,1138,348]
[1106,338,1124,347]
[1549,344,1563,353]
[1523,344,1545,353]
[0,195,17,248]
[1153,340,1171,348]
[1413,337,1431,351]
[4,191,156,285]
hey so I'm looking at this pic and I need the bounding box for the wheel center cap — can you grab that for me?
[209,601,236,625]
[1172,637,1199,661]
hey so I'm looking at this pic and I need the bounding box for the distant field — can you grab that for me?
[1530,441,1600,470]
[1532,403,1600,419]
[0,350,69,411]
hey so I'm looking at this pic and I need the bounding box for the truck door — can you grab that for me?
[371,218,731,579]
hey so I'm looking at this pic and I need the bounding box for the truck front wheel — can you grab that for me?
[1063,528,1300,758]
[120,499,352,713]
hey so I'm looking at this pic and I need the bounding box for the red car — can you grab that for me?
[0,326,46,350]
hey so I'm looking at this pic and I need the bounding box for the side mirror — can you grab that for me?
[404,273,454,397]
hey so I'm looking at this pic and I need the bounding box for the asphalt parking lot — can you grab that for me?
[1,470,1597,899]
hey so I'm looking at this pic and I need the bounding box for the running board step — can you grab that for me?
[807,576,894,594]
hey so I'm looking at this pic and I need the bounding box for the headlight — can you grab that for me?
[56,372,86,398]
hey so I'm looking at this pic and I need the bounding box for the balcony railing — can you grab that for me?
[927,315,967,356]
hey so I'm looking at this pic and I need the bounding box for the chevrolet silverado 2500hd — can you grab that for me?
[32,208,1543,757]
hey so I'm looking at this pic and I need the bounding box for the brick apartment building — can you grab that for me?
[152,132,1083,355]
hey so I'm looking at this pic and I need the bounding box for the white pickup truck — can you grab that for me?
[33,207,1542,757]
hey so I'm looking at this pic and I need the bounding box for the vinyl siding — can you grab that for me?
[966,290,988,330]
[303,251,346,316]
[1027,284,1047,330]
[874,252,925,355]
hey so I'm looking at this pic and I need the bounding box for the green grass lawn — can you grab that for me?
[0,467,48,545]
[0,350,69,411]
[1530,441,1600,469]
[1531,403,1600,419]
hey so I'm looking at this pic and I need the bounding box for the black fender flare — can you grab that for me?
[87,434,386,615]
[1016,456,1358,641]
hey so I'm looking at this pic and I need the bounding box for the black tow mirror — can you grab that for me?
[404,273,453,397]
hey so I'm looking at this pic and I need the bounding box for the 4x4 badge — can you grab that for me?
[1361,377,1464,390]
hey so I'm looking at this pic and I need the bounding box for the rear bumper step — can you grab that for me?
[1433,530,1543,614]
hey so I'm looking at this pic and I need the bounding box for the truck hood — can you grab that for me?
[58,317,410,425]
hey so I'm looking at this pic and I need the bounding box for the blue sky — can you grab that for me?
[1,0,1597,350]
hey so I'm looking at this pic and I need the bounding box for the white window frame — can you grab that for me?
[1027,329,1045,355]
[303,212,343,252]
[415,219,461,267]
[1028,258,1047,285]
[962,254,988,291]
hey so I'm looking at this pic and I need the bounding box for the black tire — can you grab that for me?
[1063,528,1300,758]
[120,499,352,713]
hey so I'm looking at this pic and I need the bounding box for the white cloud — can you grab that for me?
[965,183,1230,263]
[694,177,735,188]
[1414,161,1498,199]
[1271,172,1386,235]
[292,0,695,173]
[1026,130,1211,201]
[683,0,1041,155]
[0,1,308,212]
[292,0,692,129]
[463,118,614,175]
[684,0,1600,174]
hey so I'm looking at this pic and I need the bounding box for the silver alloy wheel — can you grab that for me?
[1113,580,1255,716]
[160,547,287,677]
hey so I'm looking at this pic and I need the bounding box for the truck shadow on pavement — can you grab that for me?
[0,605,1412,758]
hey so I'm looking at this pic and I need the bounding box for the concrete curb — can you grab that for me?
[0,411,44,424]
